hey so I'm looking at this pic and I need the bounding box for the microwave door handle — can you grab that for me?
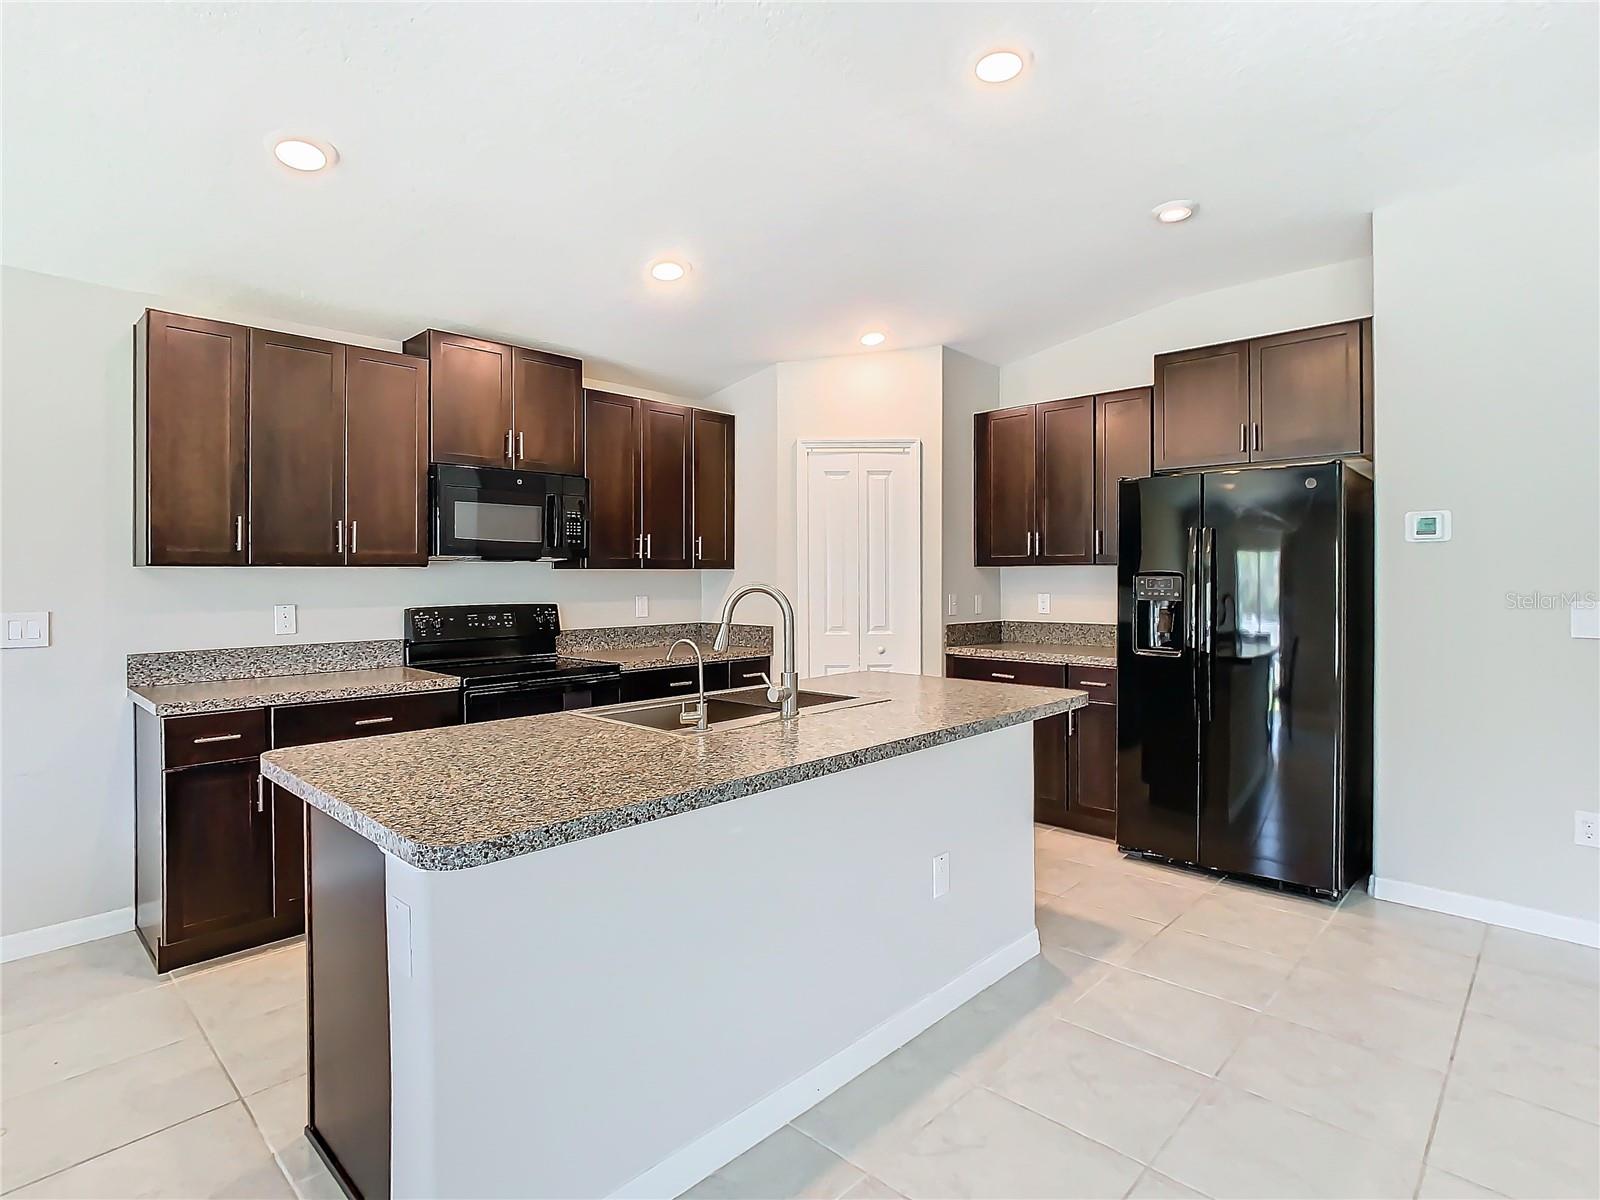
[544,494,559,553]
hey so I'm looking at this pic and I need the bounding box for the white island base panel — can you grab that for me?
[382,722,1037,1199]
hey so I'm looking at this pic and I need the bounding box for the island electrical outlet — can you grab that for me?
[932,852,950,899]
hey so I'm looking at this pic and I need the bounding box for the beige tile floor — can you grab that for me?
[2,827,1595,1199]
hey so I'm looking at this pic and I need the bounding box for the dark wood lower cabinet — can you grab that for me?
[135,690,459,974]
[945,654,1119,839]
[619,656,771,703]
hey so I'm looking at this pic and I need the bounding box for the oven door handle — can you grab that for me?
[467,674,620,697]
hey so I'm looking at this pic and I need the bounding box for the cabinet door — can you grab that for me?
[1249,321,1363,461]
[583,390,642,568]
[140,311,249,565]
[1093,388,1152,565]
[1035,396,1095,565]
[346,347,429,566]
[249,330,346,566]
[1065,701,1117,838]
[271,784,305,922]
[512,348,584,474]
[974,406,1037,565]
[1154,342,1250,470]
[407,331,512,467]
[691,409,735,569]
[1033,714,1070,828]
[640,400,692,569]
[164,763,274,945]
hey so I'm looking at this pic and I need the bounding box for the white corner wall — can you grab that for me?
[1370,150,1600,941]
[0,266,708,944]
[940,348,1002,629]
[700,366,779,625]
[993,258,1375,624]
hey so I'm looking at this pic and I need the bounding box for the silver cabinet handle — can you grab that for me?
[1252,422,1261,451]
[695,535,703,560]
[1094,528,1103,555]
[635,534,644,560]
[644,533,653,559]
[1068,709,1074,736]
[991,672,1016,681]
[505,429,514,460]
[194,732,243,745]
[256,775,265,813]
[353,715,394,726]
[517,430,525,461]
[1239,423,1247,452]
[335,519,344,554]
[350,520,358,554]
[668,679,694,689]
[235,515,244,552]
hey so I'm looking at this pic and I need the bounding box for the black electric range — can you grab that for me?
[403,604,622,724]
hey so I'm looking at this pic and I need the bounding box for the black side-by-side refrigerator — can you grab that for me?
[1116,460,1373,897]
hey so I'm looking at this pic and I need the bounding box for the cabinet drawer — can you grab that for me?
[272,690,460,749]
[164,709,269,768]
[1067,665,1117,701]
[620,665,701,703]
[945,655,1068,689]
[724,656,772,689]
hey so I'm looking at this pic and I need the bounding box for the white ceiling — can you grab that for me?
[3,3,1595,396]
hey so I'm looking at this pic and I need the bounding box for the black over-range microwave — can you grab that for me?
[431,465,589,562]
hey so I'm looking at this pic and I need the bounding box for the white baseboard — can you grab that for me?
[1,907,136,964]
[1369,877,1600,949]
[608,928,1041,1200]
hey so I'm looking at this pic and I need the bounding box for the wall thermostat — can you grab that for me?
[1404,510,1451,542]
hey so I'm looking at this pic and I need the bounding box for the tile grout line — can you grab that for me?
[2,1096,240,1195]
[1412,940,1484,1199]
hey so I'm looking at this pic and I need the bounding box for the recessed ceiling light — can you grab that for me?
[650,260,687,282]
[1153,200,1197,224]
[273,138,335,173]
[860,331,887,348]
[974,50,1024,84]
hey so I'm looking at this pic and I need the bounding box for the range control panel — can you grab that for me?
[404,603,561,643]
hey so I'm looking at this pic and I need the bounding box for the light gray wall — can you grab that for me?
[0,267,708,939]
[994,258,1375,623]
[939,348,1003,631]
[699,366,779,626]
[1371,150,1600,931]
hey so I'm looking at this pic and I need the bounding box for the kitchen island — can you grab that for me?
[262,671,1083,1200]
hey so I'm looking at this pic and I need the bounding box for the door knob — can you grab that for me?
[876,646,886,655]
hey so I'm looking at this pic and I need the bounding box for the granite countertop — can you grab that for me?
[130,666,460,717]
[944,642,1117,669]
[575,644,772,672]
[262,672,1085,872]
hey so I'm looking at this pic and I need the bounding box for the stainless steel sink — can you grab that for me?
[578,686,887,736]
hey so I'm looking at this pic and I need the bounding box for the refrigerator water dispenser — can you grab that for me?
[1133,573,1185,656]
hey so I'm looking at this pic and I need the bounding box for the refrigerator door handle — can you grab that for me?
[1201,526,1216,720]
[1185,526,1199,650]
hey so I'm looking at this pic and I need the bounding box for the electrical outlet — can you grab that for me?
[273,605,297,636]
[1036,592,1051,615]
[931,852,950,899]
[948,593,958,617]
[634,595,649,619]
[974,594,983,615]
[1,612,50,648]
[1576,811,1599,848]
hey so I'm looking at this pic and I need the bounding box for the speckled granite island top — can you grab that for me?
[129,666,459,716]
[944,642,1117,668]
[261,672,1085,871]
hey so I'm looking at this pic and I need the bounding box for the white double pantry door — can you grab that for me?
[802,445,921,677]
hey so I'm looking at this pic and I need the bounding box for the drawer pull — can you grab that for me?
[991,672,1016,681]
[1077,680,1109,687]
[668,680,694,689]
[353,716,395,726]
[193,733,244,745]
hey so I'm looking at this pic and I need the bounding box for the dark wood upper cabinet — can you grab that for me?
[1154,341,1251,471]
[248,330,346,566]
[403,330,513,467]
[1035,396,1095,565]
[640,400,693,569]
[583,390,643,568]
[1094,387,1153,565]
[137,311,249,565]
[691,409,735,569]
[974,405,1037,565]
[345,347,429,566]
[512,348,584,474]
[1250,321,1363,461]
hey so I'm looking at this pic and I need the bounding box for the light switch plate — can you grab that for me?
[1036,593,1051,615]
[273,605,297,636]
[973,594,983,615]
[2,612,50,648]
[634,595,649,619]
[947,593,958,617]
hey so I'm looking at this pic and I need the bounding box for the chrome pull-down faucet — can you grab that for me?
[714,583,799,719]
